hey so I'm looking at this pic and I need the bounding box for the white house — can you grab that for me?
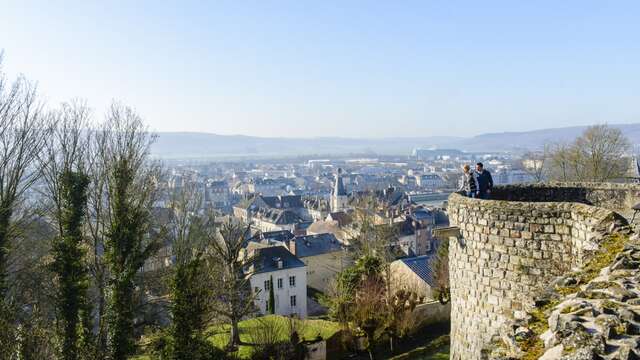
[248,246,308,318]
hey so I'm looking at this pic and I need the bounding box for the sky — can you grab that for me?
[1,1,639,138]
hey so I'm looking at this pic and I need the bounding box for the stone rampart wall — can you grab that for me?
[448,186,630,360]
[490,182,640,218]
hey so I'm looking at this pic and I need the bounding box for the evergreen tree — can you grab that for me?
[51,170,91,360]
[267,276,275,315]
[40,101,95,360]
[99,104,161,360]
[171,255,215,360]
[167,186,218,360]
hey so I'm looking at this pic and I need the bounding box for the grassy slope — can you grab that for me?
[132,315,341,359]
[208,315,341,358]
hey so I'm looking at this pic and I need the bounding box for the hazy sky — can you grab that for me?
[1,1,639,138]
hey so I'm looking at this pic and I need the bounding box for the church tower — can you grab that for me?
[331,168,348,212]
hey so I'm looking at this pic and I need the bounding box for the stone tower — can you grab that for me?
[331,168,348,212]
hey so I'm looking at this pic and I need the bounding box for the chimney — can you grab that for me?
[288,238,297,256]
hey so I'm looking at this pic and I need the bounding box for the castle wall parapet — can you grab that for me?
[448,183,632,359]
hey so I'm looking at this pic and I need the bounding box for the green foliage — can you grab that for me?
[171,255,214,360]
[0,302,18,359]
[17,308,60,360]
[578,233,626,283]
[326,254,384,322]
[105,156,160,360]
[147,329,228,360]
[51,170,92,360]
[327,251,426,357]
[432,238,450,305]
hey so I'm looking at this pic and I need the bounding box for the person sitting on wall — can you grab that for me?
[459,164,479,198]
[476,162,494,199]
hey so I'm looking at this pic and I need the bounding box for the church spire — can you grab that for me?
[333,168,347,197]
[331,168,348,212]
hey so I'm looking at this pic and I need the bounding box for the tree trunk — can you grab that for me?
[107,276,135,360]
[228,317,241,350]
[0,210,12,301]
[365,330,376,360]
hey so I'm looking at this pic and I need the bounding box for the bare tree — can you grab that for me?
[347,206,397,262]
[168,183,207,264]
[208,219,257,350]
[85,119,110,357]
[384,288,420,354]
[40,101,91,219]
[0,53,48,302]
[521,146,548,182]
[574,125,631,182]
[547,142,574,182]
[547,125,631,182]
[353,277,386,360]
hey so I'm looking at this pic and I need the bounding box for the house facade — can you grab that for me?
[390,254,438,301]
[233,195,309,233]
[287,233,349,293]
[248,246,308,318]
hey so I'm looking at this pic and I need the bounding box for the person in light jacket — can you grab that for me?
[459,164,479,198]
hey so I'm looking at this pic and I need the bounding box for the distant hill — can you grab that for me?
[151,132,464,159]
[151,124,640,159]
[462,124,640,152]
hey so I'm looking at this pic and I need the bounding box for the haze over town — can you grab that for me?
[2,2,640,360]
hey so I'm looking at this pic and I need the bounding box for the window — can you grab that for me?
[277,278,283,289]
[290,295,297,307]
[264,279,271,291]
[289,276,296,287]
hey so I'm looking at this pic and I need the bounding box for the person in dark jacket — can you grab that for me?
[475,162,494,199]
